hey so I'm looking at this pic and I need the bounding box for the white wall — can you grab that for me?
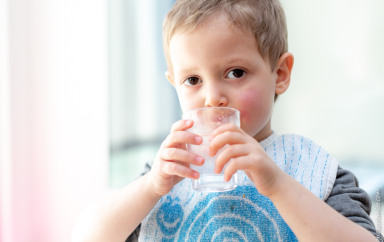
[0,0,109,241]
[276,0,384,165]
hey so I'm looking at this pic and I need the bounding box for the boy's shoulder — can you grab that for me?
[262,133,339,200]
[260,133,325,151]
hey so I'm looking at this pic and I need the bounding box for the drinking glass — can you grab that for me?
[183,107,240,192]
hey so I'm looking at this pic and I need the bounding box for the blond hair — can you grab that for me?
[163,0,288,72]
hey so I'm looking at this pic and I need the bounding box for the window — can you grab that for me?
[109,0,178,187]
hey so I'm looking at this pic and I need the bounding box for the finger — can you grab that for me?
[215,144,247,174]
[163,130,203,148]
[170,119,194,132]
[222,156,251,182]
[162,161,200,179]
[211,123,243,138]
[209,131,245,156]
[161,148,204,166]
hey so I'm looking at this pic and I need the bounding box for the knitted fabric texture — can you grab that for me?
[139,133,338,241]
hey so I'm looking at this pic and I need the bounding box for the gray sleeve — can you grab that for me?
[139,162,152,177]
[325,166,383,241]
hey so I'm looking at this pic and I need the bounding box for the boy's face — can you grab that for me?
[167,12,290,141]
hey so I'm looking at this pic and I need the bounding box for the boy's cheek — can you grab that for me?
[236,91,273,131]
[180,102,201,114]
[176,92,201,113]
[237,92,261,121]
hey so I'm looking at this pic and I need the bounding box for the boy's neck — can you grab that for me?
[253,122,273,142]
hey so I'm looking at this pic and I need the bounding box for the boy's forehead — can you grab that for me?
[172,10,248,40]
[195,11,231,30]
[168,17,269,77]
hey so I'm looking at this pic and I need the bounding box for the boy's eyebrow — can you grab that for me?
[174,68,196,76]
[223,57,259,69]
[175,56,258,75]
[226,57,252,65]
[174,65,201,76]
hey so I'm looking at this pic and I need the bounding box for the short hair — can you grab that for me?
[163,0,288,72]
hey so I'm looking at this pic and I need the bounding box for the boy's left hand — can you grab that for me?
[210,124,378,242]
[209,123,284,198]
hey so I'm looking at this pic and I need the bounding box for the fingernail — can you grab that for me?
[193,171,200,179]
[185,120,192,126]
[195,136,202,143]
[196,156,204,165]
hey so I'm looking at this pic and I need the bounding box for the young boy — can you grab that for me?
[72,0,383,241]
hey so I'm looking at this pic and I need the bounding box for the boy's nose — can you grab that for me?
[204,85,227,107]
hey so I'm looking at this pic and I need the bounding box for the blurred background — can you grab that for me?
[0,0,383,241]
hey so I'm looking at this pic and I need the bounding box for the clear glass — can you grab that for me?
[183,107,240,192]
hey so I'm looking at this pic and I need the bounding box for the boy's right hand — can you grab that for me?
[147,119,204,197]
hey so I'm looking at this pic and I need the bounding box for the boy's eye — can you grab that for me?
[226,69,245,79]
[183,76,202,86]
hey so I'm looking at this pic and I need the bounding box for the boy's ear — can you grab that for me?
[165,71,175,86]
[274,52,294,95]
